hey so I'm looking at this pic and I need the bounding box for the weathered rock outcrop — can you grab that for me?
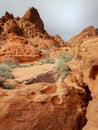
[68,26,98,47]
[78,38,98,130]
[0,7,65,62]
[0,33,43,63]
[52,35,65,47]
[66,37,98,130]
[0,78,89,130]
[4,20,23,36]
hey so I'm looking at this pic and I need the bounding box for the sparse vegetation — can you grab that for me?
[3,58,20,68]
[3,57,33,68]
[55,52,73,82]
[37,56,55,65]
[55,58,70,81]
[3,83,14,89]
[19,63,33,67]
[59,52,73,62]
[0,63,14,80]
[0,77,5,86]
[0,63,14,89]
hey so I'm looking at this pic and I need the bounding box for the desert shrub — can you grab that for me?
[59,52,73,62]
[1,71,14,79]
[3,83,14,89]
[37,56,55,65]
[0,63,10,71]
[3,58,33,68]
[55,52,73,81]
[0,63,14,80]
[0,63,14,88]
[3,58,20,68]
[55,58,70,81]
[19,63,33,67]
[0,77,5,86]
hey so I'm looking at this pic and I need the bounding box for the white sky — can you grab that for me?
[0,0,98,41]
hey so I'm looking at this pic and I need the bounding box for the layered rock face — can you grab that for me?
[0,7,98,130]
[0,34,43,63]
[0,7,63,63]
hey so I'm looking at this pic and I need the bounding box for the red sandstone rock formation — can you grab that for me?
[0,7,98,130]
[68,26,98,47]
[0,78,89,130]
[52,34,65,47]
[66,37,98,130]
[0,33,43,63]
[23,7,45,33]
[0,7,65,62]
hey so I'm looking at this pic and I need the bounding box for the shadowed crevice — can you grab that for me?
[89,65,98,80]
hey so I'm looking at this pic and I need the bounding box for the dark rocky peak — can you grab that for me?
[23,7,44,32]
[2,11,14,22]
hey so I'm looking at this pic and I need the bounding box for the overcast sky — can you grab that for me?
[0,0,98,41]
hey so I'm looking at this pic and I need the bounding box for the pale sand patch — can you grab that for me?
[11,64,53,82]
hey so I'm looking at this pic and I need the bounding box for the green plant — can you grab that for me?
[0,63,14,80]
[1,71,14,79]
[55,58,70,81]
[19,63,33,67]
[0,63,10,71]
[3,58,20,68]
[0,63,14,88]
[59,52,73,62]
[0,77,5,86]
[3,83,14,89]
[37,57,55,65]
[55,52,73,82]
[3,58,34,68]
